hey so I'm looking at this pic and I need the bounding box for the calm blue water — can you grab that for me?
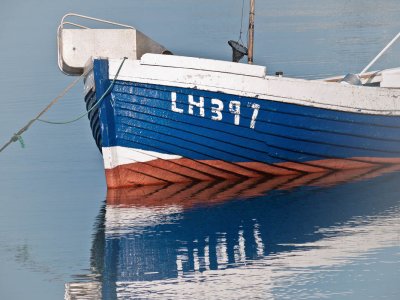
[0,0,400,299]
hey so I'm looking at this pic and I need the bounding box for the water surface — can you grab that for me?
[0,0,399,299]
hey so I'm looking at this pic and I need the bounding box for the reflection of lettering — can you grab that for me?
[170,92,260,129]
[216,234,228,268]
[174,225,266,271]
[253,223,264,256]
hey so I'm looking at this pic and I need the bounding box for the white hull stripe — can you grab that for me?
[102,146,182,169]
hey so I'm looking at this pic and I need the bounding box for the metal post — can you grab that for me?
[360,32,400,75]
[248,0,255,64]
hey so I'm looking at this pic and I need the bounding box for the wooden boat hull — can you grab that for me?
[85,55,400,188]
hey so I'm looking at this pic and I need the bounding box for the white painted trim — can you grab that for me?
[108,56,400,116]
[140,54,267,77]
[102,146,182,169]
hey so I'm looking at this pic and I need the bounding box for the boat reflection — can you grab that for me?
[65,166,400,299]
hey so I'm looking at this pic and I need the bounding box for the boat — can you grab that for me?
[57,6,400,188]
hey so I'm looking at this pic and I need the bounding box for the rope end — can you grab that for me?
[16,134,25,149]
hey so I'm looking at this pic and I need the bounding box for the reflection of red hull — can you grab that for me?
[106,165,400,209]
[105,157,400,188]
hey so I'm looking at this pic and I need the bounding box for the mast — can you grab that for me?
[247,0,255,64]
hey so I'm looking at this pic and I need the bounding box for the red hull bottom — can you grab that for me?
[105,157,400,188]
[106,165,400,207]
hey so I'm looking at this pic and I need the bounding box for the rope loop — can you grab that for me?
[17,135,25,148]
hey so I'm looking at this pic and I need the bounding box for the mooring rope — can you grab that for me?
[38,58,126,125]
[0,57,127,153]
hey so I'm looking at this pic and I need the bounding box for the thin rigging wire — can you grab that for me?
[238,0,246,43]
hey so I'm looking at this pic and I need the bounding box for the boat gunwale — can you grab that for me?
[100,55,400,116]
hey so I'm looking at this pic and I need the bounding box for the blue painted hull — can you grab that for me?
[87,59,400,187]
